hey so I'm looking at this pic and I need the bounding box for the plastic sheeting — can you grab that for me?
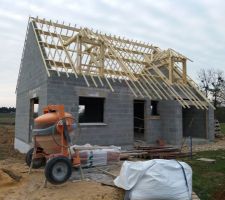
[114,159,192,200]
[70,144,120,167]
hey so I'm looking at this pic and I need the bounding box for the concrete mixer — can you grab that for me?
[25,105,80,184]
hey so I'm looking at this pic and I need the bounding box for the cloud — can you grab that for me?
[0,0,225,106]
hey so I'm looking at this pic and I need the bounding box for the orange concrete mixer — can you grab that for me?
[25,105,80,184]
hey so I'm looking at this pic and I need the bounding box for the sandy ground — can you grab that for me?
[182,137,225,152]
[0,125,124,200]
[0,158,124,200]
[1,124,224,200]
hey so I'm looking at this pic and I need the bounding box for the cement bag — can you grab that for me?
[79,150,107,167]
[70,144,120,167]
[114,159,192,200]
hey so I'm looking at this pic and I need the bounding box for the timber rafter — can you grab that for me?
[25,16,214,110]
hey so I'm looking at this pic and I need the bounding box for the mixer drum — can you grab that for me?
[33,112,74,154]
[34,112,73,129]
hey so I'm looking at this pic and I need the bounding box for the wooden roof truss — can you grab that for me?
[19,17,214,110]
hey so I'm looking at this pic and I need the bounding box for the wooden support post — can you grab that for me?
[169,57,174,84]
[77,36,82,74]
[99,42,105,76]
[182,59,187,84]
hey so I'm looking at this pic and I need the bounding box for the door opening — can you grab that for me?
[29,97,39,142]
[133,100,145,141]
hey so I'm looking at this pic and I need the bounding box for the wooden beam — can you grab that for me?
[169,57,174,84]
[31,17,157,51]
[29,17,212,110]
[99,42,105,76]
[77,36,82,74]
[39,41,148,65]
[182,59,187,84]
[31,21,50,77]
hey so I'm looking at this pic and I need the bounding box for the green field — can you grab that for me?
[182,150,225,200]
[220,123,225,135]
[0,113,15,124]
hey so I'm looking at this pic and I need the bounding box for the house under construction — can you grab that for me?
[15,17,214,153]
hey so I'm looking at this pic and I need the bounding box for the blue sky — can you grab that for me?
[0,0,224,106]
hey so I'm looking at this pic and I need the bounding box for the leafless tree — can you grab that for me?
[197,68,225,108]
[197,69,213,98]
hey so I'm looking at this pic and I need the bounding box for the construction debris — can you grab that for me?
[120,145,189,160]
[1,168,22,182]
[197,158,216,163]
[70,144,121,167]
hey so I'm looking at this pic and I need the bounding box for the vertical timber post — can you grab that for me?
[182,59,187,84]
[77,36,82,74]
[99,42,105,76]
[169,57,174,84]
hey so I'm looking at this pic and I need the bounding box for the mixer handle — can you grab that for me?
[62,119,72,146]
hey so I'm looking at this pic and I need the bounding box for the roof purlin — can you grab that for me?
[19,16,214,110]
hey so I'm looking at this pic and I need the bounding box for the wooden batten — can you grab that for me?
[28,16,214,110]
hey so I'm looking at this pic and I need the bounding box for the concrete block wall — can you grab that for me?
[207,106,215,141]
[15,22,215,150]
[15,86,47,143]
[148,119,162,143]
[47,73,134,146]
[183,106,207,138]
[144,100,162,144]
[15,23,48,145]
[158,100,183,145]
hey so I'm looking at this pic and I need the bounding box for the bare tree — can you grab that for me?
[197,69,213,98]
[197,68,225,108]
[210,70,224,107]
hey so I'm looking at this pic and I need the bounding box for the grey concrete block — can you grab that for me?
[15,23,215,148]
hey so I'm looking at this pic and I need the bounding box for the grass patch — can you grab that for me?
[0,113,15,125]
[220,123,225,135]
[182,150,225,200]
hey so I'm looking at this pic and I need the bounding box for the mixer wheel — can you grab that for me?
[45,156,72,185]
[25,148,46,169]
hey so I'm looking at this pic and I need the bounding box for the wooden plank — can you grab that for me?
[29,17,212,110]
[31,21,50,77]
[48,19,79,79]
[182,59,187,84]
[31,17,156,50]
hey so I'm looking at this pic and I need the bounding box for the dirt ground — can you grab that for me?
[182,137,225,152]
[0,158,124,200]
[1,124,224,200]
[0,125,124,200]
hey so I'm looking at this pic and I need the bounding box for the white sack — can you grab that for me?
[70,144,120,167]
[114,159,192,200]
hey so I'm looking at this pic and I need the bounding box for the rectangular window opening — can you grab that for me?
[78,97,104,123]
[31,97,39,119]
[151,100,159,116]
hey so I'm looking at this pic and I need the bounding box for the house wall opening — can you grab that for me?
[133,100,145,140]
[29,97,39,142]
[78,96,104,123]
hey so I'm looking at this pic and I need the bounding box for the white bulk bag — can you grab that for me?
[114,159,192,200]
